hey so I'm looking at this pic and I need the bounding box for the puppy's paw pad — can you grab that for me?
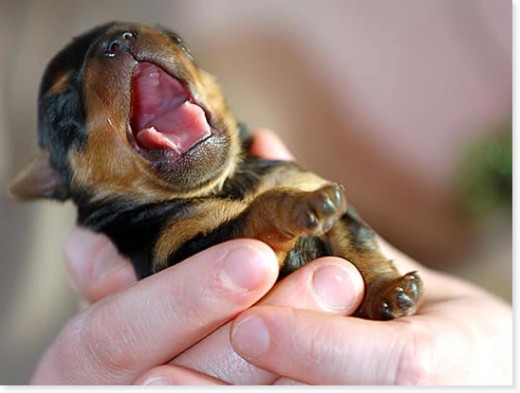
[296,184,347,235]
[377,271,423,320]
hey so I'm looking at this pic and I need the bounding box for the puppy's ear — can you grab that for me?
[8,150,68,201]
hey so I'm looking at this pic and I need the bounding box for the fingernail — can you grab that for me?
[312,264,355,312]
[142,376,170,385]
[92,241,128,281]
[231,315,269,358]
[224,246,271,290]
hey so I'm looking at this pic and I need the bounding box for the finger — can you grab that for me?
[135,365,228,385]
[263,257,364,313]
[172,257,364,384]
[31,239,279,384]
[65,226,136,303]
[250,129,294,161]
[230,305,428,385]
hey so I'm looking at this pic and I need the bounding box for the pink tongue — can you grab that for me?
[131,63,211,154]
[136,103,210,153]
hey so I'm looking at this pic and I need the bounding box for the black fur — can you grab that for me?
[37,23,117,198]
[75,151,306,279]
[280,237,332,278]
[79,197,196,279]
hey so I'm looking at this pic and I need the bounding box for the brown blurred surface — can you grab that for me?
[0,0,511,384]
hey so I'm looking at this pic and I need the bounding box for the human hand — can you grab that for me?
[229,237,513,385]
[31,236,281,384]
[31,129,365,384]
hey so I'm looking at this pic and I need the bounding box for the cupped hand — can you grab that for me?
[229,238,513,385]
[59,226,364,385]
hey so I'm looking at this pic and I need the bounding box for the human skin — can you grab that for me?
[31,130,512,385]
[229,236,513,385]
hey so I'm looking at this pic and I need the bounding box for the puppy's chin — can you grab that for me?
[144,132,236,194]
[67,127,236,203]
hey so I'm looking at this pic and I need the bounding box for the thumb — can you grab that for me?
[230,305,430,384]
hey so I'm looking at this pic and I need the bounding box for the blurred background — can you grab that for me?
[0,0,512,384]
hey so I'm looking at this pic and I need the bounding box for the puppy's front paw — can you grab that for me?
[294,184,347,236]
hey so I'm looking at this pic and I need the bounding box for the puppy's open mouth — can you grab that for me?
[130,62,211,160]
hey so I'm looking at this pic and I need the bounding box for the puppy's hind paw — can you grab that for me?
[358,271,424,320]
[376,271,423,320]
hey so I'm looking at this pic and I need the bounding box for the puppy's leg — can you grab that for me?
[153,184,345,272]
[239,183,347,264]
[327,207,423,320]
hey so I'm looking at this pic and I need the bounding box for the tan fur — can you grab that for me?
[153,199,248,271]
[154,167,344,271]
[45,71,70,96]
[249,165,331,194]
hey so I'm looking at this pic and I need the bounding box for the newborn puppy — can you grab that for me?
[9,22,423,320]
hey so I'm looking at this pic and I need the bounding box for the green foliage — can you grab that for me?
[458,121,512,218]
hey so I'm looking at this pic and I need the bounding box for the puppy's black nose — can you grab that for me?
[103,31,137,57]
